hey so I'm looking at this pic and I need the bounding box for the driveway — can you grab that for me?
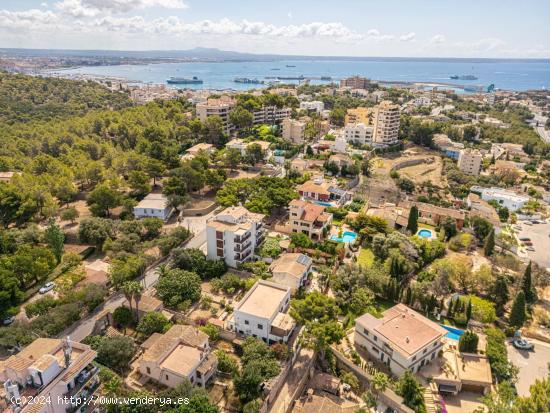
[516,221,550,269]
[506,338,550,396]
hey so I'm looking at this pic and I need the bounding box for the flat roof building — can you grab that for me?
[134,193,173,221]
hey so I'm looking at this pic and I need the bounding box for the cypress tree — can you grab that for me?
[509,290,527,327]
[466,299,473,322]
[484,229,495,256]
[405,287,412,306]
[492,275,509,316]
[407,205,419,234]
[522,261,537,303]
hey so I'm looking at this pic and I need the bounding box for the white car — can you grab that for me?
[39,282,55,294]
[513,338,534,351]
[526,247,535,252]
[2,316,15,326]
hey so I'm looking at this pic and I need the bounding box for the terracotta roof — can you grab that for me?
[289,200,329,223]
[4,338,60,372]
[357,304,446,357]
[142,325,208,363]
[296,180,330,196]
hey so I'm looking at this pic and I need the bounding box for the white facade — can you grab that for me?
[134,193,173,221]
[458,148,483,176]
[299,100,325,113]
[282,118,306,144]
[477,187,529,211]
[206,206,265,268]
[354,304,446,377]
[253,106,291,124]
[228,280,294,344]
[372,100,400,146]
[269,253,312,292]
[344,122,374,146]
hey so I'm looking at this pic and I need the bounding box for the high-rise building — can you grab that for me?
[282,118,306,144]
[457,148,483,176]
[372,100,401,146]
[340,76,371,89]
[196,96,235,135]
[206,206,266,268]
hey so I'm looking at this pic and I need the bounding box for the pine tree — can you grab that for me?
[407,205,419,234]
[509,290,527,327]
[44,218,65,264]
[484,229,495,256]
[522,261,537,303]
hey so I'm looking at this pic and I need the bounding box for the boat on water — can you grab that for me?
[320,76,332,81]
[234,77,264,84]
[286,65,296,67]
[277,75,305,80]
[271,68,281,71]
[166,76,203,84]
[450,75,478,80]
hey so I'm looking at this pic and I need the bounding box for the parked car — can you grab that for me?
[513,338,534,350]
[2,316,15,326]
[519,237,531,241]
[39,282,55,294]
[524,221,533,226]
[526,247,535,252]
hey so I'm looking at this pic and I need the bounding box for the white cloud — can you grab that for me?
[430,34,446,44]
[55,0,187,17]
[0,9,59,30]
[366,29,394,41]
[399,32,415,42]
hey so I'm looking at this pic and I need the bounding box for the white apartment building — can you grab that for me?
[206,206,265,268]
[252,106,291,125]
[458,148,483,176]
[372,100,401,146]
[344,122,374,146]
[269,253,312,292]
[282,118,306,144]
[355,304,446,376]
[473,186,530,211]
[1,338,99,413]
[134,193,173,221]
[299,100,325,113]
[196,97,235,135]
[228,280,295,344]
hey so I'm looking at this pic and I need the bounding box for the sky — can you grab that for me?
[0,0,549,58]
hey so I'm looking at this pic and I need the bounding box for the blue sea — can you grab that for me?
[54,59,550,92]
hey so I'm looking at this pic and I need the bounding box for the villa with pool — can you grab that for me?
[354,304,447,376]
[288,199,333,241]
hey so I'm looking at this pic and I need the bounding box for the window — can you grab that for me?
[371,346,379,353]
[146,367,151,374]
[373,335,377,342]
[423,348,427,354]
[258,324,263,330]
[363,328,369,336]
[166,375,169,380]
[412,356,417,361]
[244,320,249,325]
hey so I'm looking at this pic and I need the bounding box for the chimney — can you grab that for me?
[405,336,410,344]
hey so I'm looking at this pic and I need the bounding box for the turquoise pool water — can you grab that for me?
[417,229,434,238]
[331,231,358,243]
[440,325,464,341]
[314,200,334,207]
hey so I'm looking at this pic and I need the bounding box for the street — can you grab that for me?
[507,338,550,396]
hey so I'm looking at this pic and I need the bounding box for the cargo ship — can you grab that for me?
[234,77,264,84]
[450,75,478,80]
[166,76,203,84]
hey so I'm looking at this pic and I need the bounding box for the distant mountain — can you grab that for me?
[1,47,548,63]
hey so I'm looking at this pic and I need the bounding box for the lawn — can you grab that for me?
[357,248,374,267]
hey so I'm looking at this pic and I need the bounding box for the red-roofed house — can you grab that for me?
[288,199,333,241]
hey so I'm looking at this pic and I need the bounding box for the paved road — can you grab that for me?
[507,338,550,396]
[516,220,550,269]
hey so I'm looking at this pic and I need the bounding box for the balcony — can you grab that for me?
[234,232,251,244]
[234,241,252,252]
[66,365,99,399]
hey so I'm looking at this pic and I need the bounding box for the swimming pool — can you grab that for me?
[331,231,358,243]
[440,324,464,341]
[314,200,334,207]
[417,229,434,239]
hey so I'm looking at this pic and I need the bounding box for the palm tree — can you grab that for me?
[371,371,390,400]
[122,281,143,321]
[155,264,170,278]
